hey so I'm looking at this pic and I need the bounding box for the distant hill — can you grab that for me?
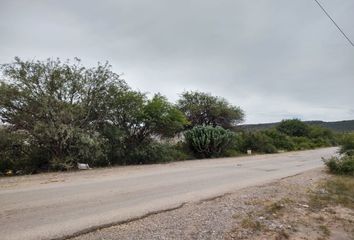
[239,120,354,132]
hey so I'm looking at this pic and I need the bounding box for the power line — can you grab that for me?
[314,0,354,48]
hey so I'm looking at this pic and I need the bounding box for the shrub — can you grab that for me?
[47,129,109,171]
[173,141,196,160]
[339,133,354,156]
[276,119,310,137]
[124,142,188,164]
[324,155,354,176]
[290,136,316,150]
[240,132,277,154]
[308,125,337,147]
[184,125,235,158]
[0,128,42,174]
[263,129,295,151]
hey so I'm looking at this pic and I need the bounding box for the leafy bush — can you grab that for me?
[241,132,277,153]
[324,155,354,176]
[184,126,235,158]
[47,129,109,171]
[0,128,43,174]
[276,119,310,137]
[308,125,337,148]
[233,123,337,154]
[124,142,188,165]
[339,133,354,156]
[230,133,247,154]
[290,136,316,150]
[263,129,295,151]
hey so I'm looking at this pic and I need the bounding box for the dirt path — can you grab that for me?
[72,168,354,240]
[0,148,338,240]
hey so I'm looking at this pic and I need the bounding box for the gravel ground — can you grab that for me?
[71,168,353,240]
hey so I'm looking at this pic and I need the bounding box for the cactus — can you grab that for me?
[184,125,234,158]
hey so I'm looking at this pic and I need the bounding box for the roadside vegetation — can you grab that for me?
[0,58,343,175]
[324,132,354,176]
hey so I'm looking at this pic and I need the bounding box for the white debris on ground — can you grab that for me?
[77,163,91,170]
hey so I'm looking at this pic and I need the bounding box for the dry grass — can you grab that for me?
[240,217,264,231]
[264,198,293,216]
[319,225,331,237]
[229,175,354,240]
[310,175,354,210]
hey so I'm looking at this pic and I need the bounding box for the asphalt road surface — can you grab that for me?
[0,147,337,240]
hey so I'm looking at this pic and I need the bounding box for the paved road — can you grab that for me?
[0,147,337,240]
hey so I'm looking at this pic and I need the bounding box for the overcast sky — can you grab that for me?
[0,0,353,124]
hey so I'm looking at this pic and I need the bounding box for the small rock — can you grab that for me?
[318,189,328,194]
[269,223,277,230]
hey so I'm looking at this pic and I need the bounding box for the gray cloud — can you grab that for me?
[0,0,353,123]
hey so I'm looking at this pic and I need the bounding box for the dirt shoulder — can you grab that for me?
[72,168,354,240]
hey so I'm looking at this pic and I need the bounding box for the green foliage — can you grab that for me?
[308,125,334,140]
[324,155,354,176]
[232,121,337,154]
[240,131,277,153]
[308,125,337,147]
[0,128,44,174]
[124,142,188,165]
[290,137,316,150]
[241,120,354,133]
[0,57,343,175]
[0,58,124,170]
[276,119,310,137]
[184,126,235,158]
[339,133,354,156]
[263,129,295,151]
[46,128,109,170]
[324,132,354,176]
[102,91,188,164]
[140,94,188,138]
[0,58,188,172]
[177,91,244,129]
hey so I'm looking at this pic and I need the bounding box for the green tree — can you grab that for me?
[276,119,310,137]
[264,129,295,151]
[241,131,277,153]
[177,91,244,129]
[0,57,125,169]
[102,90,188,164]
[308,125,336,147]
